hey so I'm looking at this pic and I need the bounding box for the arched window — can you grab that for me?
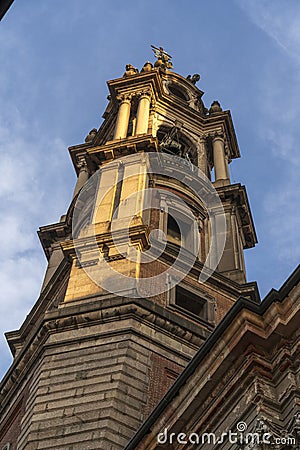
[167,214,181,244]
[157,126,198,166]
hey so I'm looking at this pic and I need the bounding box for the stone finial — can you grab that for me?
[124,64,139,77]
[186,74,200,85]
[209,100,223,115]
[141,61,153,72]
[85,128,97,143]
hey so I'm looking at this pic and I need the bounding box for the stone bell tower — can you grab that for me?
[0,48,258,450]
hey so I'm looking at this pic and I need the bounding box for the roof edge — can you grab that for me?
[124,264,300,449]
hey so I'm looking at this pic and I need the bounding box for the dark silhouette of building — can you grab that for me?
[0,0,14,21]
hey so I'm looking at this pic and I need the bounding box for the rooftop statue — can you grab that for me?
[151,45,173,70]
[186,73,200,85]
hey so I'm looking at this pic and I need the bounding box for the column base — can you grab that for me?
[213,178,230,187]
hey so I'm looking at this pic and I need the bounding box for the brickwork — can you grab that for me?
[143,353,182,420]
[133,277,300,450]
[0,398,26,450]
[140,257,239,325]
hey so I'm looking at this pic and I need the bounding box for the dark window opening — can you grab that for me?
[111,165,124,219]
[127,115,136,137]
[167,215,181,243]
[157,127,197,165]
[168,84,188,101]
[126,98,138,137]
[175,285,206,317]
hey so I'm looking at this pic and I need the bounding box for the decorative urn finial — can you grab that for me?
[141,61,153,72]
[124,64,139,77]
[209,100,223,114]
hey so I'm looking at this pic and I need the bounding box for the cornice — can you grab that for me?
[86,134,158,166]
[107,70,164,103]
[0,293,209,418]
[38,218,71,259]
[216,182,258,248]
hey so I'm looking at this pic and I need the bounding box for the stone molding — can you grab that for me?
[0,294,208,416]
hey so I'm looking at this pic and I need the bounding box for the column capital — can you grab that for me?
[211,131,225,142]
[116,93,132,104]
[73,157,89,198]
[137,88,152,100]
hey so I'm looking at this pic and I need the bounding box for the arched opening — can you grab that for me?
[167,214,181,244]
[157,126,198,166]
[168,83,189,101]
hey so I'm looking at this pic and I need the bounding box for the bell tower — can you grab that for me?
[0,48,258,450]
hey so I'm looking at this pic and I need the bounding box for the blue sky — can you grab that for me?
[0,0,299,378]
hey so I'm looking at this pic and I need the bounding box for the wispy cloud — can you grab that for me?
[237,1,300,266]
[1,0,299,380]
[238,0,300,63]
[263,166,300,265]
[0,106,71,377]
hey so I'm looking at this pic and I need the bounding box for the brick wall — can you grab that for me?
[0,392,27,450]
[144,353,183,419]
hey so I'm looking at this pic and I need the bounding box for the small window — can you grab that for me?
[165,209,196,255]
[175,285,205,317]
[168,283,216,324]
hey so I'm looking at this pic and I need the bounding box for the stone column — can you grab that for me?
[135,90,151,135]
[114,94,131,140]
[72,159,89,198]
[212,133,230,183]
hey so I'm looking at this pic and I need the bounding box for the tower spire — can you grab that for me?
[0,51,259,449]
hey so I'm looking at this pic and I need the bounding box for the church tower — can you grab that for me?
[0,48,258,449]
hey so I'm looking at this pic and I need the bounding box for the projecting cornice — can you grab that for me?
[216,182,258,248]
[0,293,211,417]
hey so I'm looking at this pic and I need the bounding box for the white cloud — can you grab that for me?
[238,0,300,63]
[0,109,71,379]
[0,253,45,376]
[238,1,300,266]
[0,10,77,380]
